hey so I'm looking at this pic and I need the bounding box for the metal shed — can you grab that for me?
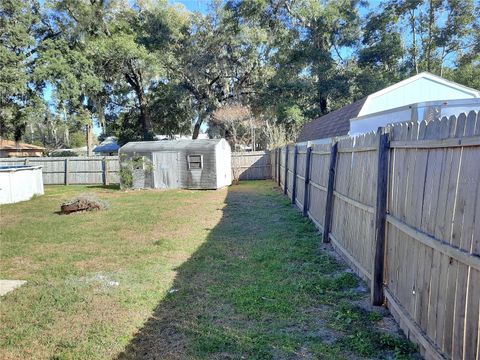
[119,139,232,190]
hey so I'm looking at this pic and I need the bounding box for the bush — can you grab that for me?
[119,154,154,189]
[52,150,78,157]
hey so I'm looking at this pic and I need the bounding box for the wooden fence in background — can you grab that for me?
[272,111,480,360]
[0,152,271,185]
[0,156,120,185]
[231,151,271,180]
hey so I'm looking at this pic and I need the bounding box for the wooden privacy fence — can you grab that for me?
[0,152,271,185]
[271,110,480,360]
[0,156,120,185]
[231,151,271,180]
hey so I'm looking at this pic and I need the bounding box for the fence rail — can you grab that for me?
[273,110,480,360]
[0,152,271,185]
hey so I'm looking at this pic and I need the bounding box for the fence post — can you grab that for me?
[64,158,70,185]
[292,145,298,205]
[322,142,338,243]
[284,146,289,195]
[103,157,109,186]
[277,148,281,186]
[271,150,274,180]
[303,146,312,217]
[371,128,390,306]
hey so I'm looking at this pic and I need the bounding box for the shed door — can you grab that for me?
[153,152,179,189]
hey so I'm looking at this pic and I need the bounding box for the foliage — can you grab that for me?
[119,154,154,189]
[1,0,478,146]
[51,150,78,157]
[69,131,86,148]
[0,0,44,140]
[212,104,255,149]
[331,302,418,358]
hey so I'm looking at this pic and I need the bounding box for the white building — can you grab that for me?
[298,72,480,142]
[119,139,232,190]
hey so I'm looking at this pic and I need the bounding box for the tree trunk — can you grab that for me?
[125,65,152,140]
[137,90,152,140]
[426,0,435,72]
[319,96,328,115]
[86,122,93,157]
[410,10,419,74]
[192,122,201,139]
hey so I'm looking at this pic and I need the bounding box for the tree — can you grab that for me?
[2,0,477,148]
[380,0,478,76]
[212,104,254,150]
[0,0,45,140]
[169,3,269,139]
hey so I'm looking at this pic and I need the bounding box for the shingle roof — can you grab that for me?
[297,98,366,142]
[0,139,45,150]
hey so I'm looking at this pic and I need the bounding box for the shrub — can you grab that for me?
[119,154,154,189]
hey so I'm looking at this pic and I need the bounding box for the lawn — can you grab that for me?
[0,181,417,359]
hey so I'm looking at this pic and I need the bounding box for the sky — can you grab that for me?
[171,0,210,13]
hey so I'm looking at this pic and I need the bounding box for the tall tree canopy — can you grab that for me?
[1,0,478,148]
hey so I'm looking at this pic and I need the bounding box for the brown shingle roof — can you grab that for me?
[297,97,366,142]
[0,139,45,150]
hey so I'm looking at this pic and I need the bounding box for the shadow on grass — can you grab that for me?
[86,184,121,190]
[116,182,417,360]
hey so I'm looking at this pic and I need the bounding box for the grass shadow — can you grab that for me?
[85,184,121,190]
[115,181,418,360]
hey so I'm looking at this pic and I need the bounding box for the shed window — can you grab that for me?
[187,154,203,170]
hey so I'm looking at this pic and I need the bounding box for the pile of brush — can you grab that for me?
[60,195,109,214]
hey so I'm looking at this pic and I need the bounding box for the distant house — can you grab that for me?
[0,139,44,157]
[297,72,480,142]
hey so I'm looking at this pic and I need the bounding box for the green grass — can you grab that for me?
[0,181,417,359]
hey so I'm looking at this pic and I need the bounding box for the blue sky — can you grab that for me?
[172,0,210,13]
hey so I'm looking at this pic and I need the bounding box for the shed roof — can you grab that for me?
[297,98,366,142]
[120,139,223,153]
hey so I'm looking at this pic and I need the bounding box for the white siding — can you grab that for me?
[360,75,479,116]
[215,139,232,188]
